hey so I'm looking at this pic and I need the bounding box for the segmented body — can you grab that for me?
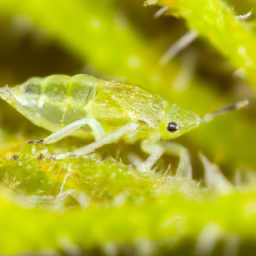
[0,74,246,171]
[0,74,200,143]
[6,74,167,137]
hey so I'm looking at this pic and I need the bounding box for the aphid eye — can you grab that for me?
[167,122,179,132]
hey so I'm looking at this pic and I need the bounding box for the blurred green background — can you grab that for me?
[0,0,256,255]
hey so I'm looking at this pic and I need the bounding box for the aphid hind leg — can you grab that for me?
[27,117,105,145]
[51,122,139,160]
[139,141,192,178]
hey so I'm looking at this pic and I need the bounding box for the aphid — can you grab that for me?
[0,74,248,175]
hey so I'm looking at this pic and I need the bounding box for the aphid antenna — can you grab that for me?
[201,100,249,124]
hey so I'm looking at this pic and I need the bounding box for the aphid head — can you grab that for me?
[160,104,201,140]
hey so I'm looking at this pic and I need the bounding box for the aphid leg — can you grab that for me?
[27,117,105,145]
[138,144,164,172]
[139,141,192,178]
[161,142,192,179]
[51,122,139,160]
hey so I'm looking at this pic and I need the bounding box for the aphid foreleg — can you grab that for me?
[27,117,105,145]
[162,142,192,179]
[51,122,139,160]
[139,141,192,178]
[137,144,165,172]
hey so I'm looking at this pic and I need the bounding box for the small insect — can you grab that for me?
[0,74,248,176]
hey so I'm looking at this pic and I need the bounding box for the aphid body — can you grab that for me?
[0,74,200,141]
[0,74,247,175]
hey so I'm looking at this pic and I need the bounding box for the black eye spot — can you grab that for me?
[167,122,179,132]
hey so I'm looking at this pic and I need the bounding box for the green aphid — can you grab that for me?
[0,74,248,176]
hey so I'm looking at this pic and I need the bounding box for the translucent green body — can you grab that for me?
[0,74,200,142]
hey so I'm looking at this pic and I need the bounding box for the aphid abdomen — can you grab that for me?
[13,75,70,132]
[23,77,43,95]
[67,74,98,108]
[9,74,99,134]
[41,75,69,102]
[61,75,98,131]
